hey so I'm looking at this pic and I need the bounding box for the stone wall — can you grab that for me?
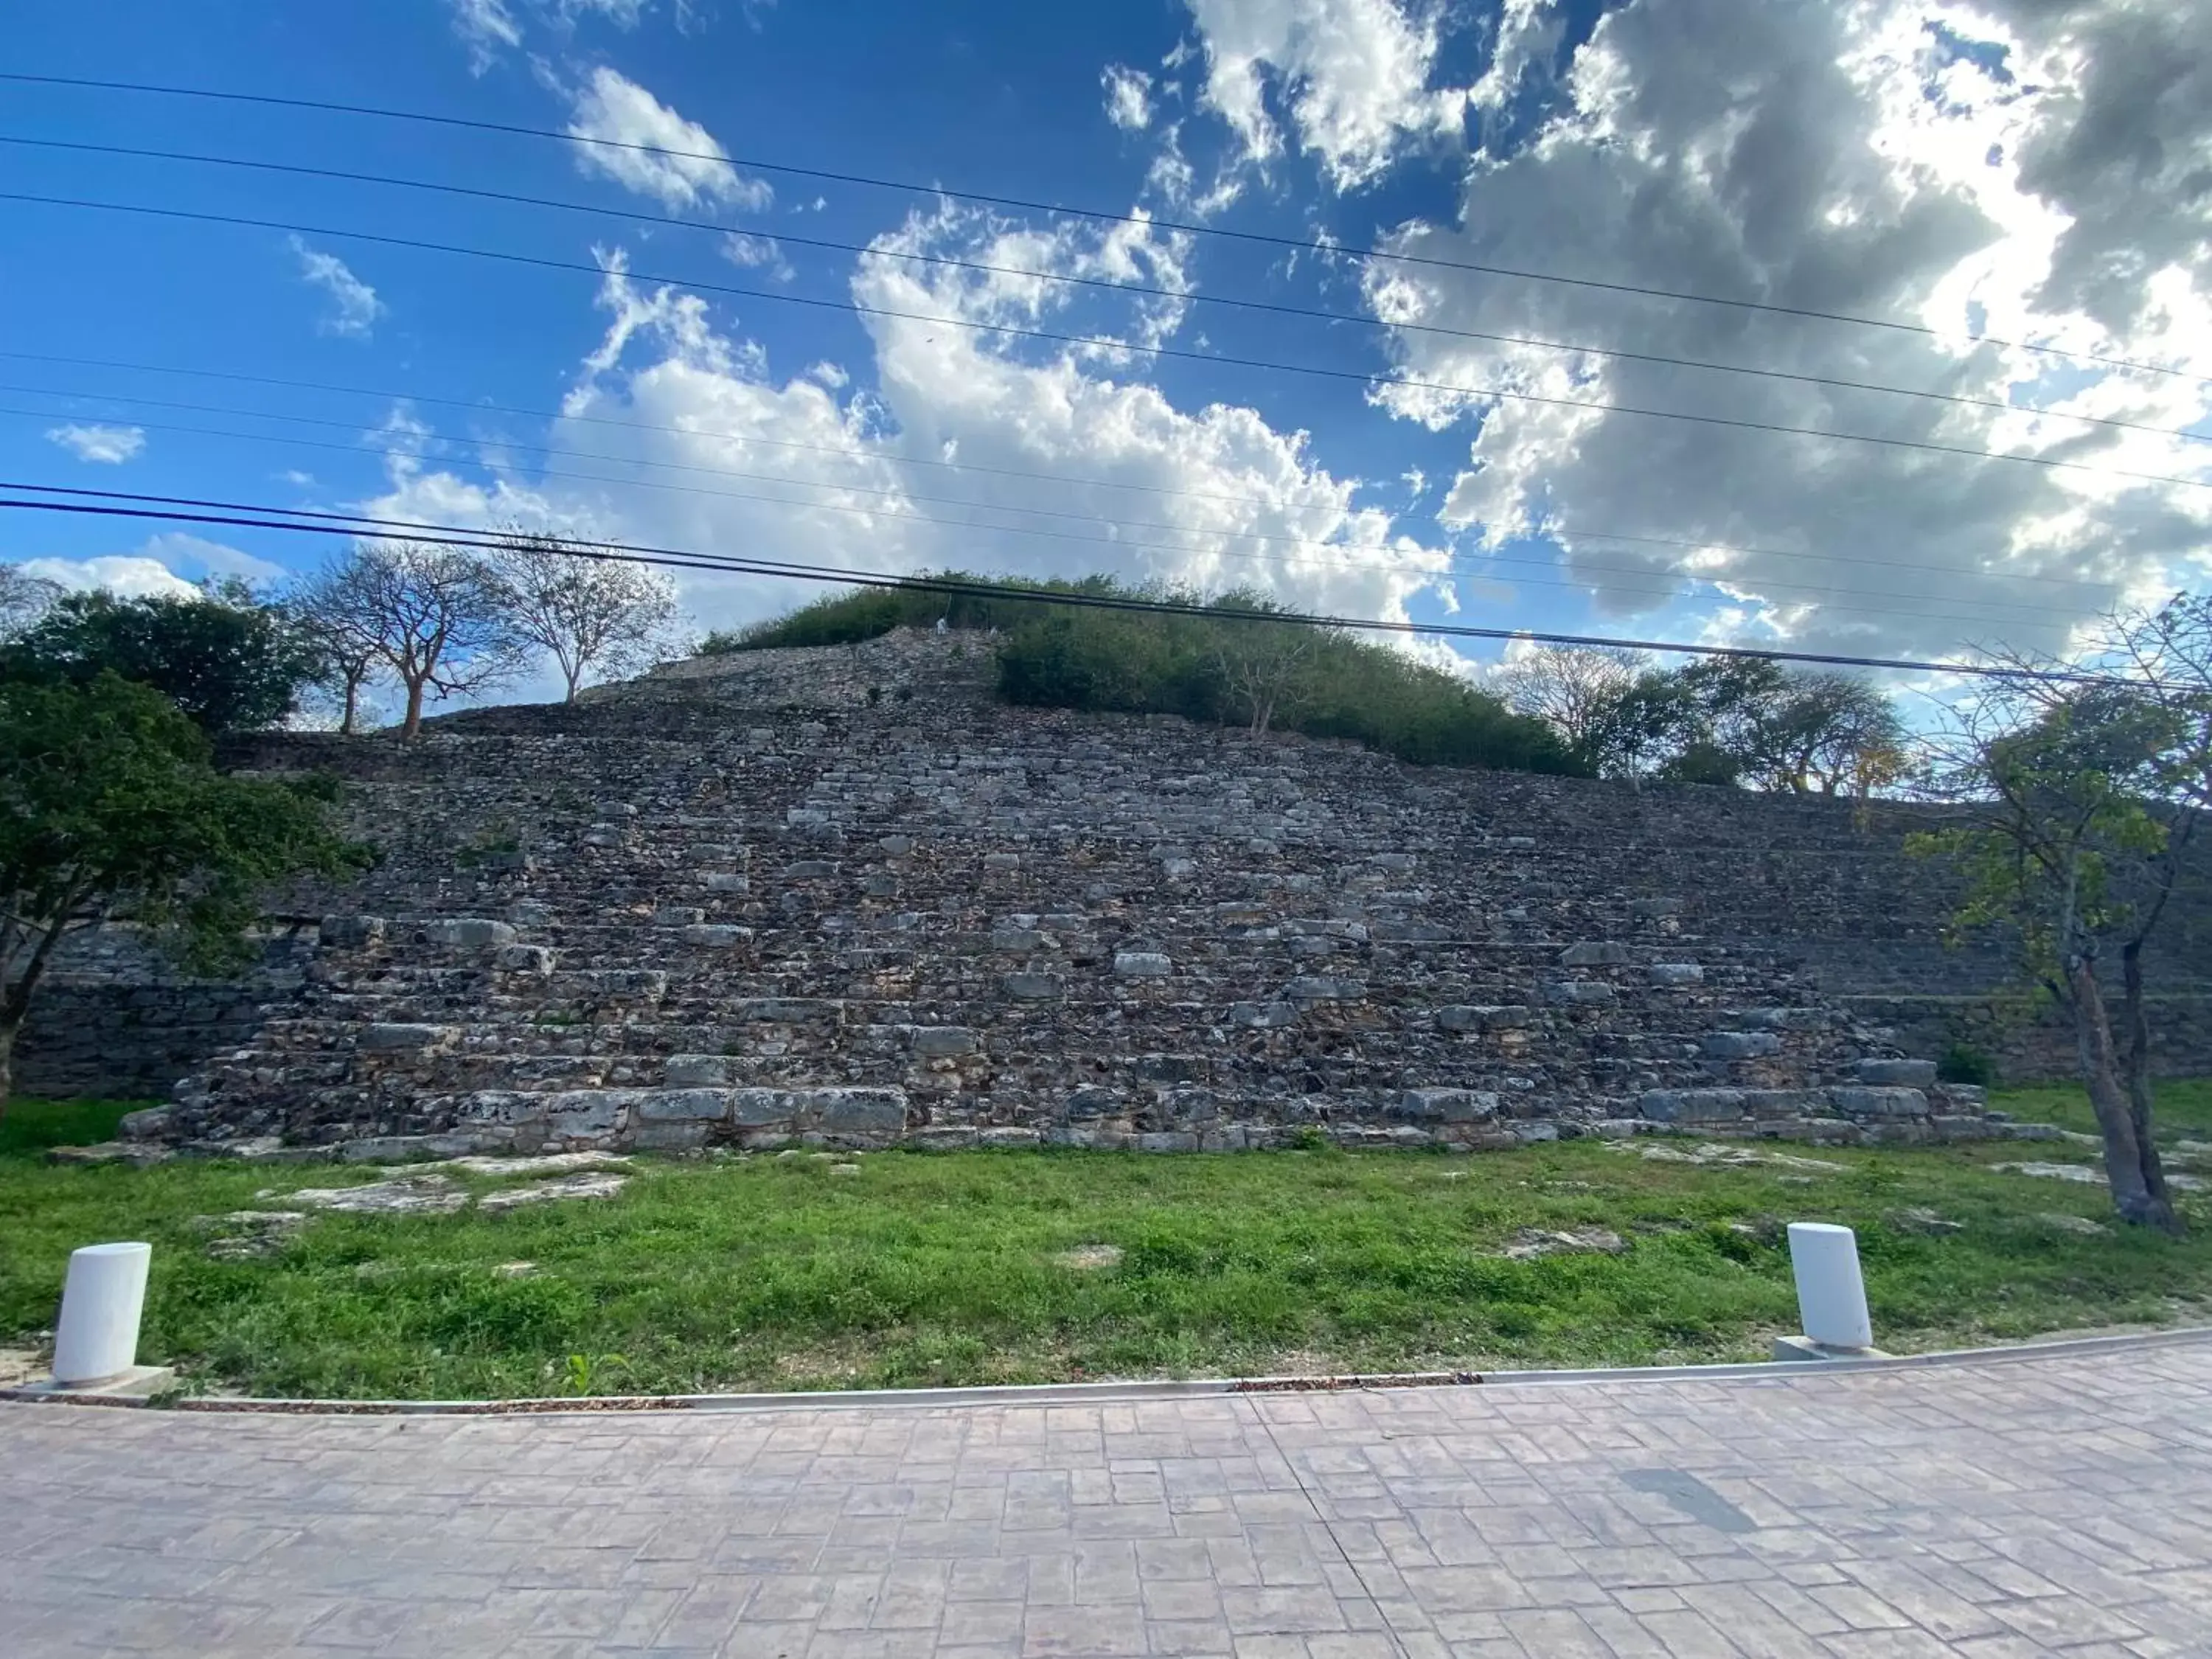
[31,629,2211,1147]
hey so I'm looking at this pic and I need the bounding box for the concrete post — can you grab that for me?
[1785,1222,1873,1350]
[52,1242,153,1385]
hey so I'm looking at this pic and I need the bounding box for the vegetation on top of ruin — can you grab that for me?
[703,573,1582,775]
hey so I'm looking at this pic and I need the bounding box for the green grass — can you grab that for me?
[1993,1077,2212,1142]
[3,1085,2209,1401]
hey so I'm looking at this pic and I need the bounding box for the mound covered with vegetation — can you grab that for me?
[705,574,1577,774]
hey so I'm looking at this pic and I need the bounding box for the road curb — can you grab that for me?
[6,1326,2207,1419]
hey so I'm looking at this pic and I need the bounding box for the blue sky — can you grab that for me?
[4,0,2207,704]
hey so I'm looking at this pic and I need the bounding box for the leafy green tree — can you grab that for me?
[0,585,321,734]
[1913,681,2188,1229]
[0,674,360,1109]
[0,566,63,640]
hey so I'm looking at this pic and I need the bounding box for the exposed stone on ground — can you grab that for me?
[476,1172,628,1209]
[286,1175,470,1214]
[1992,1161,2205,1192]
[193,1211,307,1259]
[493,1261,537,1277]
[1500,1228,1629,1260]
[1631,1143,1846,1173]
[46,1141,171,1167]
[2036,1213,2109,1235]
[1054,1245,1123,1271]
[1885,1206,1964,1234]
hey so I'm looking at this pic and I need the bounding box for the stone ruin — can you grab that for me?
[32,627,2209,1161]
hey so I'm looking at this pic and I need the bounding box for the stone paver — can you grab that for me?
[5,1337,2212,1657]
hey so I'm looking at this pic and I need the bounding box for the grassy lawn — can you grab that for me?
[4,1084,2211,1402]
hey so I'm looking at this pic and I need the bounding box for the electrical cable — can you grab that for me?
[4,70,2200,384]
[14,190,2212,496]
[7,132,2201,447]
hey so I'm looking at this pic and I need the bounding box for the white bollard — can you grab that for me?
[1786,1222,1872,1350]
[52,1242,153,1385]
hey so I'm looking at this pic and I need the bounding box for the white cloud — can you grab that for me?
[364,206,1458,650]
[448,0,523,73]
[290,236,386,338]
[44,422,145,465]
[12,533,286,601]
[723,231,794,281]
[1103,64,1155,132]
[16,554,198,599]
[566,67,773,213]
[1183,0,1467,187]
[1366,0,2212,663]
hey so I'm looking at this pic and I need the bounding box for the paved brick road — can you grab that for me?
[6,1337,2212,1657]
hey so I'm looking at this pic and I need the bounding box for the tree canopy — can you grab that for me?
[0,673,361,1105]
[0,585,321,734]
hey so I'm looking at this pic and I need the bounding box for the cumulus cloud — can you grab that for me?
[44,422,145,464]
[364,206,1458,646]
[446,0,672,72]
[290,237,385,338]
[1103,63,1155,131]
[1363,0,2212,663]
[566,67,773,213]
[1183,0,1467,187]
[448,0,523,73]
[13,534,285,600]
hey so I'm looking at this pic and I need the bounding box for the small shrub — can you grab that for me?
[1938,1043,1998,1087]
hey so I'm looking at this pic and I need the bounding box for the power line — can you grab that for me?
[0,480,2152,687]
[0,387,2102,629]
[0,349,2135,591]
[14,190,2212,498]
[4,69,2199,386]
[9,132,2200,448]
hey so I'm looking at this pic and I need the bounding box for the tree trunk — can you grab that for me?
[2068,956,2179,1231]
[339,672,361,736]
[2121,939,2171,1211]
[402,675,426,739]
[0,1017,14,1117]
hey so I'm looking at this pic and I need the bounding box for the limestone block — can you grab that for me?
[1135,1054,1205,1083]
[783,859,838,878]
[1283,975,1365,1001]
[358,1023,456,1052]
[682,925,752,947]
[419,918,517,947]
[1393,1088,1500,1123]
[1548,981,1618,1005]
[1851,1057,1938,1087]
[1228,1001,1299,1029]
[736,998,835,1023]
[1560,942,1630,967]
[1630,897,1683,918]
[319,914,386,947]
[1436,1004,1530,1032]
[983,852,1021,870]
[496,945,557,975]
[655,906,706,926]
[910,1026,978,1057]
[980,1127,1042,1147]
[699,872,751,892]
[540,1091,635,1135]
[1703,1031,1783,1059]
[731,1088,798,1127]
[1115,951,1172,978]
[992,928,1050,953]
[1004,972,1065,1000]
[1062,1085,1121,1120]
[1639,1088,1748,1122]
[1827,1085,1931,1119]
[1649,963,1704,986]
[799,1087,909,1134]
[634,1088,734,1122]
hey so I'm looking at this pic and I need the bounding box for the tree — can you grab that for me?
[1915,676,2189,1230]
[0,674,359,1108]
[0,586,321,734]
[491,529,684,701]
[1496,646,1645,767]
[323,541,522,737]
[0,566,62,640]
[1206,595,1317,737]
[286,567,388,735]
